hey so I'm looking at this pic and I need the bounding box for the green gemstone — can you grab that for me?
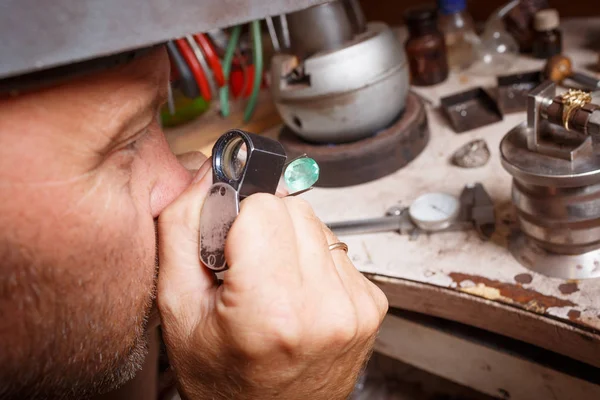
[284,157,320,192]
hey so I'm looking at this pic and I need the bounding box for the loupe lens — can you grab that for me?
[212,129,287,197]
[222,137,248,180]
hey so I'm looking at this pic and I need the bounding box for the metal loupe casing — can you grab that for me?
[212,129,287,198]
[200,130,287,272]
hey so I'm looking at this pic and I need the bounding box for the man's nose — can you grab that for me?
[149,134,203,218]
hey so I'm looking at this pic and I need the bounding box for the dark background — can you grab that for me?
[358,0,598,24]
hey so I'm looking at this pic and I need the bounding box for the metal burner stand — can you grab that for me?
[278,92,429,188]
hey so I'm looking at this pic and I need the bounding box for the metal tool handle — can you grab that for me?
[327,215,402,236]
[570,72,600,91]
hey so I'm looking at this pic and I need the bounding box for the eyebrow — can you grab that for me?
[105,84,168,149]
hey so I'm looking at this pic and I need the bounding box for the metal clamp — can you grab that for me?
[525,81,600,161]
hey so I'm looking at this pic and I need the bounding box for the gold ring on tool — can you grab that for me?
[561,89,592,131]
[328,242,349,253]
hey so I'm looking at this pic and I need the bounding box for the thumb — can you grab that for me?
[157,159,216,327]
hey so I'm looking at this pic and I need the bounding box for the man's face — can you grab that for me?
[0,48,192,398]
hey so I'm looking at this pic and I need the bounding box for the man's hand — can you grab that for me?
[157,161,388,400]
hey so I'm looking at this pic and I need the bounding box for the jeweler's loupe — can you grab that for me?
[200,130,287,272]
[212,129,287,198]
[200,130,320,272]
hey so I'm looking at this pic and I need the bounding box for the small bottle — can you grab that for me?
[532,9,562,59]
[437,0,478,70]
[404,6,449,87]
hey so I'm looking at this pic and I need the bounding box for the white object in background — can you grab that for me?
[409,192,460,231]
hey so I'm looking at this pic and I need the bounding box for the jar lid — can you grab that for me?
[534,9,560,31]
[404,5,437,25]
[437,0,466,15]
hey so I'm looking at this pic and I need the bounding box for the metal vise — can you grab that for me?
[501,81,600,279]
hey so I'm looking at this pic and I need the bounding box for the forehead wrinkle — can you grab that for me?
[59,172,104,216]
[0,170,94,189]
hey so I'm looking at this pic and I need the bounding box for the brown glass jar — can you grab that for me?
[532,9,562,59]
[504,0,549,54]
[404,6,449,86]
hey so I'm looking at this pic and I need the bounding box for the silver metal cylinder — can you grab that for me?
[270,22,409,143]
[327,216,403,236]
[500,82,600,279]
[341,0,367,35]
[512,180,600,254]
[501,122,600,279]
[287,1,355,58]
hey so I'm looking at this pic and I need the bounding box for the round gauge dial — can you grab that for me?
[409,192,460,231]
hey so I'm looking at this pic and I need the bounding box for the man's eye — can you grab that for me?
[122,128,150,152]
[124,138,140,151]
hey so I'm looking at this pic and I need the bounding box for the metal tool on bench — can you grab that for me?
[268,0,429,188]
[270,0,408,144]
[543,54,600,91]
[326,184,495,240]
[501,81,600,279]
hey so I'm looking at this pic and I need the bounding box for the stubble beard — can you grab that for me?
[0,228,161,400]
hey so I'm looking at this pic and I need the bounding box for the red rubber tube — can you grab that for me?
[174,38,212,101]
[194,33,225,87]
[232,52,250,98]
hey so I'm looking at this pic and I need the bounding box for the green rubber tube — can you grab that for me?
[243,20,263,123]
[220,25,242,117]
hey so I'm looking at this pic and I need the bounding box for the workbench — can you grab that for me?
[166,19,600,399]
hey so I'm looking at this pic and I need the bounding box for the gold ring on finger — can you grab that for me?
[328,242,349,253]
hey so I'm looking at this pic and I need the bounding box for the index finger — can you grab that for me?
[224,193,302,289]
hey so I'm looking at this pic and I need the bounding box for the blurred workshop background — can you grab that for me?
[360,0,594,23]
[159,0,600,398]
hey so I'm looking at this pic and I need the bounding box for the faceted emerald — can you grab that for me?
[284,157,320,192]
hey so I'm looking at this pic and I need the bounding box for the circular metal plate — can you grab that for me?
[277,92,428,188]
[509,233,600,280]
[500,123,600,187]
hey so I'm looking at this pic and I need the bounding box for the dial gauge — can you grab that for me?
[409,192,460,231]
